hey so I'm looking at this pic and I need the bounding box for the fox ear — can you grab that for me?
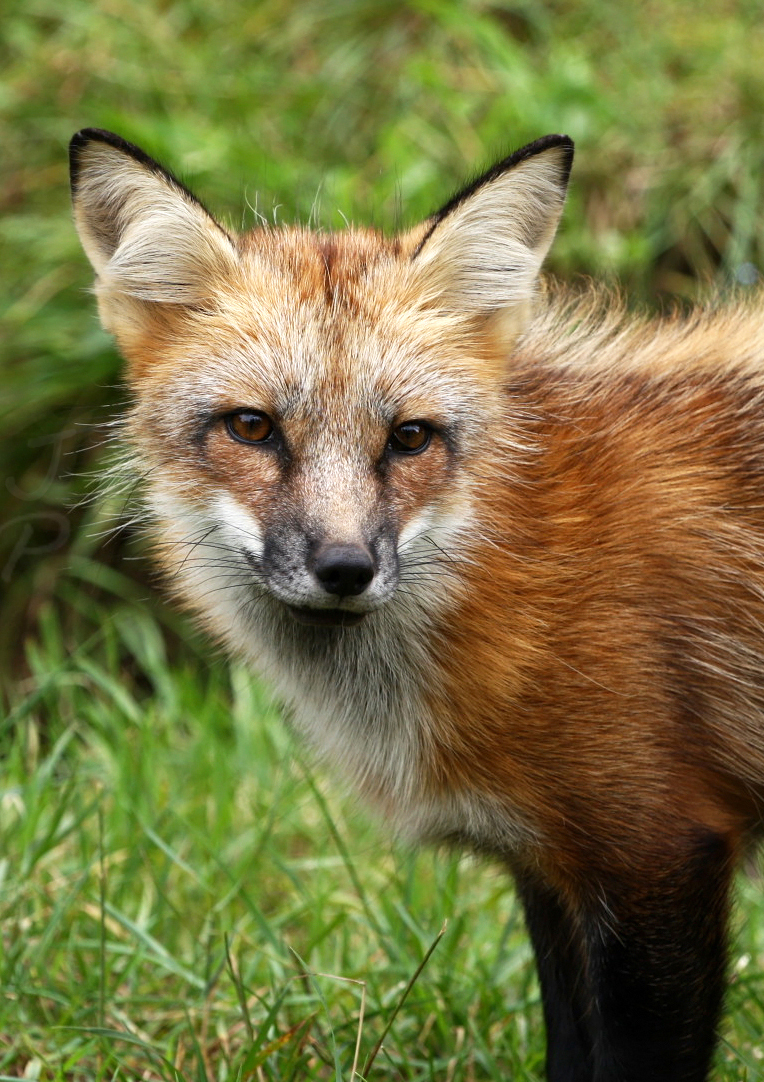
[411,135,573,337]
[69,129,238,308]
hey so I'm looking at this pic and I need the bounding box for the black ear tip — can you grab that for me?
[69,129,98,189]
[68,129,165,194]
[69,129,130,191]
[516,134,574,187]
[552,134,575,179]
[551,134,575,186]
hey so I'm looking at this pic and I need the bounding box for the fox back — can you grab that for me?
[70,128,764,1082]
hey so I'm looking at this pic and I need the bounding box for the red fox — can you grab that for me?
[70,127,764,1081]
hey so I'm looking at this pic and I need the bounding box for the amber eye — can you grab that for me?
[225,410,274,445]
[387,421,432,455]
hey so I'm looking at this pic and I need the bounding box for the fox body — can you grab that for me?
[70,128,764,1081]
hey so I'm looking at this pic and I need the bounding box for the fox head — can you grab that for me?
[70,129,572,664]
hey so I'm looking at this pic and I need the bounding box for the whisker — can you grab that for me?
[175,524,225,576]
[195,579,266,594]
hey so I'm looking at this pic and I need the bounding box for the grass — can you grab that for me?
[3,583,544,1079]
[2,0,764,1076]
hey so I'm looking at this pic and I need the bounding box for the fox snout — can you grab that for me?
[280,540,379,627]
[259,522,397,626]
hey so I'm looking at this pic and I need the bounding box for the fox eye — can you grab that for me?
[387,421,432,455]
[225,410,274,445]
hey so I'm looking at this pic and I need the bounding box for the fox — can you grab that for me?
[68,126,764,1081]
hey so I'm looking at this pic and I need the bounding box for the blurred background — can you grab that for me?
[2,1,764,1077]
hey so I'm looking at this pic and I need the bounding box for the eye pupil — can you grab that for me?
[226,411,273,444]
[389,421,431,455]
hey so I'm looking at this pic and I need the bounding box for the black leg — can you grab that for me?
[513,867,594,1082]
[514,828,734,1082]
[584,829,733,1082]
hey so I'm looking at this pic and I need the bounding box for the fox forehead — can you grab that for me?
[137,225,489,431]
[235,223,419,303]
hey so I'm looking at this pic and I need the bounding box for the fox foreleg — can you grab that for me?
[514,828,733,1082]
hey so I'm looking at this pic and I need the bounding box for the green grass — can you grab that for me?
[2,580,544,1079]
[3,0,764,1076]
[4,579,764,1079]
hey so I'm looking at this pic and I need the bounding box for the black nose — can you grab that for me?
[311,543,375,597]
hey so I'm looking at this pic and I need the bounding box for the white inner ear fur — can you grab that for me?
[413,147,569,322]
[73,142,239,304]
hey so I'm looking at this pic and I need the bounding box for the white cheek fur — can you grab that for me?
[212,492,265,558]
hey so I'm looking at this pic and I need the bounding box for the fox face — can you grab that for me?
[171,237,477,628]
[69,129,571,657]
